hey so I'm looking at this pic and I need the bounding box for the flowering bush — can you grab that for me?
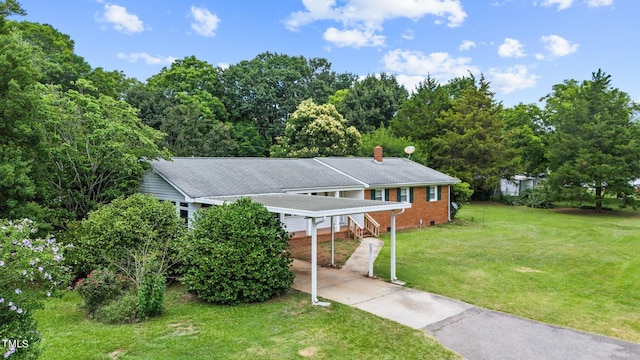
[0,219,70,359]
[75,269,128,317]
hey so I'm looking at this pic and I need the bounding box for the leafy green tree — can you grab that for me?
[357,125,425,163]
[38,80,168,221]
[430,75,516,198]
[270,99,361,157]
[543,69,640,212]
[337,73,408,133]
[10,21,91,89]
[0,23,46,221]
[179,198,294,305]
[390,76,452,161]
[220,52,356,149]
[83,67,135,99]
[502,103,548,176]
[123,80,171,130]
[147,55,222,98]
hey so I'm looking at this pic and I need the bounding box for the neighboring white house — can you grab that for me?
[499,175,540,196]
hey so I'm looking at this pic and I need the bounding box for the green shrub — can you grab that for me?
[520,185,554,209]
[75,269,128,317]
[136,260,166,318]
[69,194,183,282]
[94,293,139,324]
[179,198,294,305]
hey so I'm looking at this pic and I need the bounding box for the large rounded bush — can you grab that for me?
[68,193,183,279]
[179,197,294,305]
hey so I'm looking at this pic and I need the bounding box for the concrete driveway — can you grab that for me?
[292,258,640,359]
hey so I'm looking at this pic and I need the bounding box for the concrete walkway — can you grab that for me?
[291,239,640,360]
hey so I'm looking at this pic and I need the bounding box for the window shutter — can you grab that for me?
[385,189,390,201]
[409,187,414,203]
[437,186,442,201]
[396,188,401,202]
[426,186,431,201]
[370,189,375,200]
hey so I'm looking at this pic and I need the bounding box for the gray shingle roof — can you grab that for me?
[150,158,364,198]
[150,156,458,199]
[315,157,459,187]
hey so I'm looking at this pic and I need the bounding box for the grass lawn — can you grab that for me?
[34,284,458,359]
[375,203,640,343]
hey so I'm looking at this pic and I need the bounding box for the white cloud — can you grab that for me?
[539,0,574,10]
[382,49,479,82]
[488,65,539,94]
[459,40,476,51]
[323,27,385,48]
[498,38,526,58]
[541,34,578,56]
[395,74,430,93]
[190,6,220,37]
[117,52,176,65]
[586,0,613,7]
[402,29,415,40]
[99,4,144,34]
[285,0,467,48]
[535,53,545,60]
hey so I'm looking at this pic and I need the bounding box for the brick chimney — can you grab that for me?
[373,145,383,163]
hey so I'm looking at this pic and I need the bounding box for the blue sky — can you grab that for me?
[12,0,638,106]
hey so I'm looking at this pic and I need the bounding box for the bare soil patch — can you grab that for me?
[289,238,360,268]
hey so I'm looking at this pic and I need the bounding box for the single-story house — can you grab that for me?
[138,146,458,305]
[139,146,459,238]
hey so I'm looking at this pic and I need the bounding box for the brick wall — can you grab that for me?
[365,186,450,233]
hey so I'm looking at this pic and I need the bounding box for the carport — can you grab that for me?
[205,193,411,306]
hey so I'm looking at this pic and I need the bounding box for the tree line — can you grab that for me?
[2,1,639,230]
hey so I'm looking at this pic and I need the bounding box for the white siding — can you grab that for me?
[342,189,364,226]
[282,214,307,233]
[139,171,184,202]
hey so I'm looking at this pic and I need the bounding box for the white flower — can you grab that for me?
[15,288,22,295]
[0,260,4,266]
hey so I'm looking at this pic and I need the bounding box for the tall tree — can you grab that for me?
[336,73,408,133]
[270,99,361,157]
[430,75,516,198]
[390,76,453,166]
[38,80,167,221]
[220,52,356,150]
[543,70,640,212]
[502,103,549,176]
[0,17,46,220]
[10,21,91,89]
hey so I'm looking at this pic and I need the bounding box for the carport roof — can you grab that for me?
[203,193,411,218]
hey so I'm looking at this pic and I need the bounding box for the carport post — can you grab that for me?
[390,210,406,285]
[310,217,330,306]
[390,210,396,281]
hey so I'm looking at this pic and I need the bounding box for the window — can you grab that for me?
[398,188,408,203]
[372,189,384,201]
[201,204,211,208]
[427,186,441,202]
[179,209,188,224]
